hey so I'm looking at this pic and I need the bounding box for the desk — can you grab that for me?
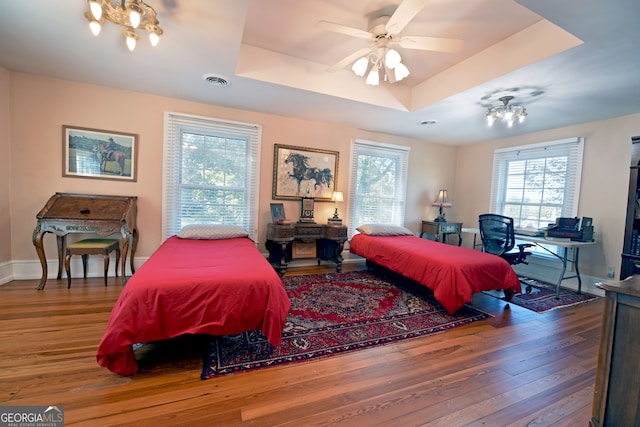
[420,221,462,246]
[462,227,597,297]
[33,193,138,290]
[266,223,347,275]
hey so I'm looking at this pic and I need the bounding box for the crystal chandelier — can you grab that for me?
[84,0,163,51]
[486,96,527,127]
[351,47,410,86]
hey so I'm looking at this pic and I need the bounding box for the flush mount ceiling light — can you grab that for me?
[84,0,163,51]
[486,95,527,127]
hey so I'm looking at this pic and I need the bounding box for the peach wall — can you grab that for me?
[0,66,11,264]
[455,115,640,279]
[8,72,456,272]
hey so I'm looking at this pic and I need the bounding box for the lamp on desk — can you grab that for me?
[432,190,452,222]
[329,191,344,224]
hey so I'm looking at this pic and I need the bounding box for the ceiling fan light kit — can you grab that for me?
[318,0,463,86]
[84,0,163,51]
[486,95,527,127]
[352,47,410,86]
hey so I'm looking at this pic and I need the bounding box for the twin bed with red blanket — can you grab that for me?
[96,226,290,376]
[97,222,519,375]
[349,225,521,314]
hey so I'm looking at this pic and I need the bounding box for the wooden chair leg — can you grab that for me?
[103,252,109,287]
[81,254,88,278]
[115,248,120,277]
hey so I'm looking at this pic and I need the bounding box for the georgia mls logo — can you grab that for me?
[0,405,64,427]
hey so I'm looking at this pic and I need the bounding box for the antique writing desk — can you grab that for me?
[33,193,138,289]
[266,223,348,275]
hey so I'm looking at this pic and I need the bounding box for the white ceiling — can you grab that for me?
[1,0,639,145]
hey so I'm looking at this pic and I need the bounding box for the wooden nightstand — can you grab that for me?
[420,221,463,246]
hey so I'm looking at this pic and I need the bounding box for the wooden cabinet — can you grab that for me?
[621,137,640,279]
[420,221,462,246]
[266,223,347,275]
[591,276,640,426]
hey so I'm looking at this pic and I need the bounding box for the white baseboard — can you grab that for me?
[0,261,12,285]
[1,257,146,286]
[0,252,608,298]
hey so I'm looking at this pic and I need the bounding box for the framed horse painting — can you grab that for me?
[62,125,138,182]
[272,144,338,201]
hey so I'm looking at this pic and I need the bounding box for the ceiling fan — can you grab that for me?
[316,0,463,84]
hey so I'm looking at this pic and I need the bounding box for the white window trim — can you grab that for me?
[163,112,262,241]
[490,137,584,220]
[348,139,410,237]
[489,137,584,259]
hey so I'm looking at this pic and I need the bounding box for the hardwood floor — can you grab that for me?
[0,261,604,426]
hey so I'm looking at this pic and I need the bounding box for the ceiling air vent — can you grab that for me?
[202,73,230,87]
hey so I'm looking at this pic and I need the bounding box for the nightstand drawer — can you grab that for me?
[420,221,463,246]
[440,223,461,233]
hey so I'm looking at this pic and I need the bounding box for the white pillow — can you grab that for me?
[356,224,414,236]
[177,224,249,240]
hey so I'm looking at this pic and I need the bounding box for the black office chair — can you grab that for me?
[479,213,534,292]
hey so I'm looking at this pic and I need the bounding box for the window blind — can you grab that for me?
[348,139,410,237]
[489,137,584,227]
[163,112,262,241]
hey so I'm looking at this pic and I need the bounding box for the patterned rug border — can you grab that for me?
[202,271,491,379]
[484,277,599,313]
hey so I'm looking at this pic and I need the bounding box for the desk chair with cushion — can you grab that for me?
[64,238,120,288]
[478,213,534,292]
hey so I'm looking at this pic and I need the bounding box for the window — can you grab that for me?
[348,139,410,236]
[163,112,261,240]
[490,137,584,229]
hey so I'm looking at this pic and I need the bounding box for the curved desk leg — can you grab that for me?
[33,230,48,290]
[129,229,138,275]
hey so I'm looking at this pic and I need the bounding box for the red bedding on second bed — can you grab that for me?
[96,236,290,376]
[350,233,521,314]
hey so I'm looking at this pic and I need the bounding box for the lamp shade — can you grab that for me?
[332,191,344,202]
[352,57,369,77]
[432,190,452,207]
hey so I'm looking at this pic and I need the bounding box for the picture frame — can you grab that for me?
[270,203,286,223]
[272,144,338,201]
[62,125,138,181]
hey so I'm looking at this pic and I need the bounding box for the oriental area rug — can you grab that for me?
[483,277,598,313]
[201,271,490,379]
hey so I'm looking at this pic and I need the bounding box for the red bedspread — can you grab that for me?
[349,234,521,314]
[96,236,290,376]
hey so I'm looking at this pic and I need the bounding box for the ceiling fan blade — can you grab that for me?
[385,0,429,34]
[316,20,373,40]
[398,36,463,53]
[327,47,372,72]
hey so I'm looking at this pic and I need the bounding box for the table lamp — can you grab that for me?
[329,191,344,224]
[432,190,452,222]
